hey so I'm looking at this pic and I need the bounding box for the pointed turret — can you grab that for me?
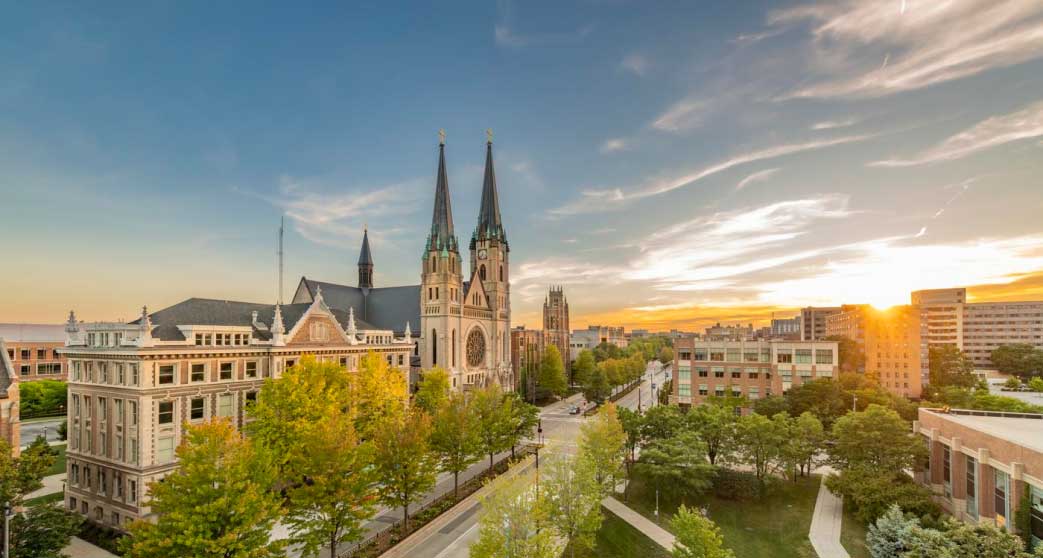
[358,227,374,289]
[472,131,506,248]
[428,131,458,254]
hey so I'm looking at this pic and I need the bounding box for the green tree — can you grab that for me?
[17,379,67,417]
[120,420,285,558]
[752,395,789,418]
[473,385,517,473]
[640,404,685,443]
[658,346,674,365]
[671,505,735,558]
[284,414,379,558]
[582,364,612,404]
[866,504,918,558]
[430,391,481,499]
[789,412,825,477]
[785,378,849,427]
[414,366,451,415]
[686,403,737,466]
[10,504,83,558]
[825,335,865,373]
[572,350,596,387]
[733,413,784,481]
[372,409,437,534]
[578,402,627,492]
[544,453,603,558]
[827,469,939,524]
[538,345,569,399]
[929,345,978,388]
[1029,377,1043,393]
[593,342,623,362]
[470,469,563,558]
[505,392,540,459]
[353,351,409,440]
[634,431,715,497]
[617,406,643,492]
[829,404,925,473]
[991,344,1043,379]
[1005,376,1023,390]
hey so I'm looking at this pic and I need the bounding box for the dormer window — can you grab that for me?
[310,322,329,342]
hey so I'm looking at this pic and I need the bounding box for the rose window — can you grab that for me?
[466,329,486,368]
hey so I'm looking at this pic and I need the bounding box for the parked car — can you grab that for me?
[568,405,581,415]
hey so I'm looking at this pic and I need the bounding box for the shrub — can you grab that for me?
[827,470,939,524]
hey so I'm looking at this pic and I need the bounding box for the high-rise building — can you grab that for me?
[911,287,1043,372]
[826,304,923,398]
[801,306,842,341]
[771,317,802,339]
[671,338,839,406]
[542,286,570,373]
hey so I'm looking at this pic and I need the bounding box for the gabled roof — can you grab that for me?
[463,272,490,310]
[295,278,420,334]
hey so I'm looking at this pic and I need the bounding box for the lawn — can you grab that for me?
[841,508,871,558]
[24,491,64,507]
[47,443,67,476]
[565,507,671,558]
[624,471,821,558]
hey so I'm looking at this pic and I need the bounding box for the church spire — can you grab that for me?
[427,130,458,254]
[358,227,373,289]
[473,129,506,247]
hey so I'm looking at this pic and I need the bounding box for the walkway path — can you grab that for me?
[601,496,676,551]
[808,477,849,558]
[26,472,65,500]
[63,537,118,558]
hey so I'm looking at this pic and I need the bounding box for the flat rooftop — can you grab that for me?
[0,324,65,343]
[923,409,1043,455]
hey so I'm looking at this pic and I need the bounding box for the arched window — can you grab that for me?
[431,329,438,365]
[479,265,487,281]
[452,329,457,367]
[499,265,503,281]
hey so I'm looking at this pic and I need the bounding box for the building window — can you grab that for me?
[220,362,234,380]
[697,367,708,378]
[966,455,977,519]
[71,464,79,484]
[713,367,725,378]
[129,401,138,425]
[1029,485,1042,550]
[158,365,175,385]
[942,446,952,497]
[190,398,205,421]
[218,394,233,417]
[128,480,137,503]
[157,437,175,464]
[69,497,76,511]
[130,364,139,386]
[777,352,793,364]
[20,349,30,360]
[815,349,834,364]
[158,401,174,425]
[694,348,707,361]
[245,391,257,406]
[731,370,741,379]
[245,361,258,378]
[995,469,1010,528]
[710,351,725,362]
[285,359,296,369]
[191,363,206,382]
[679,350,692,361]
[678,383,691,397]
[795,349,813,364]
[698,385,708,396]
[678,366,691,381]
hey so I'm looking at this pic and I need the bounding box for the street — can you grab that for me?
[20,417,63,447]
[388,361,672,558]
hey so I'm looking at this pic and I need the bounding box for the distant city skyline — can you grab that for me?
[3,1,1043,331]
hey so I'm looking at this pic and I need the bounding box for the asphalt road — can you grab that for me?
[20,417,64,447]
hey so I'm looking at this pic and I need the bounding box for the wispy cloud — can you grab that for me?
[774,0,1043,99]
[735,168,780,191]
[651,98,713,132]
[549,134,871,216]
[272,175,423,248]
[811,118,859,130]
[871,100,1043,167]
[620,54,649,76]
[600,138,628,153]
[493,22,594,48]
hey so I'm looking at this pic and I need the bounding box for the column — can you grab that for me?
[1012,462,1027,538]
[950,437,967,518]
[978,449,995,526]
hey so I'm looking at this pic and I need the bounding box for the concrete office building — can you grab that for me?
[801,306,842,341]
[914,408,1043,548]
[670,338,839,406]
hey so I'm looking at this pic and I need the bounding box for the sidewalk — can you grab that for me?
[63,537,118,558]
[601,496,676,551]
[26,472,65,500]
[808,477,849,558]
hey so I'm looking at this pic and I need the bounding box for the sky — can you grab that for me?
[2,1,1043,332]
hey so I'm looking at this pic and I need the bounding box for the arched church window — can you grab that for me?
[479,265,487,281]
[432,329,438,365]
[499,265,503,281]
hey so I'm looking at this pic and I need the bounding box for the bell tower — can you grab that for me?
[420,131,463,375]
[469,130,511,386]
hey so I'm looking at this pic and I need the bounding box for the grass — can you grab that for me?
[24,491,64,507]
[47,443,67,476]
[565,507,671,558]
[840,508,871,558]
[624,471,821,558]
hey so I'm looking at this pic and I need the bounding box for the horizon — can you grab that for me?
[3,1,1043,332]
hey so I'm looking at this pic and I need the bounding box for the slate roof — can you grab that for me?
[129,298,378,342]
[297,278,420,335]
[474,140,506,246]
[358,229,373,266]
[428,142,459,254]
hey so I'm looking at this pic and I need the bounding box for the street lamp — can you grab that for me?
[3,501,10,558]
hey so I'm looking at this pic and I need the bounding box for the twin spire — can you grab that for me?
[426,129,506,256]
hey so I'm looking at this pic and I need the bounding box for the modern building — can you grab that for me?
[670,338,839,406]
[0,323,69,381]
[911,287,1043,373]
[770,316,802,340]
[61,296,414,529]
[0,339,20,454]
[570,325,627,359]
[825,304,924,398]
[704,322,754,340]
[800,306,842,341]
[290,135,513,391]
[914,408,1043,548]
[543,286,570,373]
[510,326,545,396]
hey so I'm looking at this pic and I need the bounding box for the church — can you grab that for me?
[291,132,513,391]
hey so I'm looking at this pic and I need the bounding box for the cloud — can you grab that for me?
[651,98,713,132]
[493,23,594,48]
[735,167,780,191]
[549,133,871,216]
[600,138,628,153]
[271,175,423,248]
[811,118,859,130]
[870,100,1043,166]
[773,0,1043,98]
[620,54,649,76]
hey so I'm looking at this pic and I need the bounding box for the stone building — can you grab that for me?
[61,294,413,528]
[542,286,570,374]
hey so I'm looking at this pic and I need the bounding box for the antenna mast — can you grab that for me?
[278,216,284,304]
